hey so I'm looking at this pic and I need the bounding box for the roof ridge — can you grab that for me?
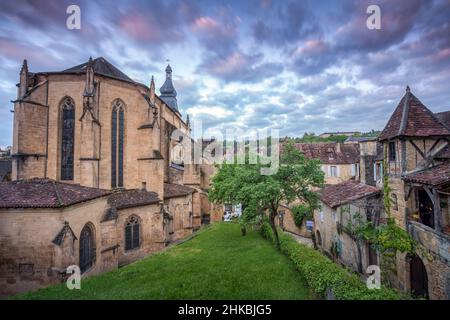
[399,89,410,136]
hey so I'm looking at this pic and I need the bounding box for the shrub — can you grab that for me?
[260,220,406,300]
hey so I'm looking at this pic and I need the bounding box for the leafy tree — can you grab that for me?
[208,141,324,246]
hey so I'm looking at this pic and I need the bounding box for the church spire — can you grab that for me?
[84,57,95,96]
[19,59,28,98]
[149,75,155,106]
[159,63,178,111]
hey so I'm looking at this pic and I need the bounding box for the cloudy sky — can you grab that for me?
[0,0,450,146]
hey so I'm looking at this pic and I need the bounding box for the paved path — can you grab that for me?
[284,231,314,248]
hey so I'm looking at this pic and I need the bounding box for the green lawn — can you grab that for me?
[13,223,314,300]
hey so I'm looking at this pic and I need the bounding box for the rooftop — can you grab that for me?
[164,183,196,199]
[320,180,380,208]
[403,162,450,186]
[108,189,160,209]
[0,179,110,209]
[292,143,360,164]
[379,87,450,141]
[63,57,134,83]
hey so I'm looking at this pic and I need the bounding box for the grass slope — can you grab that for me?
[13,223,313,300]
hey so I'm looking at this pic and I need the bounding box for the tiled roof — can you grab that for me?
[0,159,11,181]
[108,189,160,209]
[63,57,134,83]
[379,87,450,141]
[320,180,380,208]
[292,143,360,164]
[0,179,110,209]
[164,183,196,199]
[435,111,450,129]
[345,136,378,143]
[403,162,450,186]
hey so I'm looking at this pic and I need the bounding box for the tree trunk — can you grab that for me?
[241,226,246,236]
[269,209,280,247]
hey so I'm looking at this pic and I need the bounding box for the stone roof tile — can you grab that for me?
[0,179,110,209]
[320,180,380,208]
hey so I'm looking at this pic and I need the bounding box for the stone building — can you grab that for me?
[293,143,360,184]
[277,142,361,237]
[313,180,381,274]
[0,57,215,296]
[311,87,450,299]
[378,86,450,299]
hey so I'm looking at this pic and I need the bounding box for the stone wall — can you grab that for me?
[0,196,171,297]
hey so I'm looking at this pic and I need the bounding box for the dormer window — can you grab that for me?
[389,141,396,161]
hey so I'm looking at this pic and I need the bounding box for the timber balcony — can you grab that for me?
[404,164,450,237]
[404,177,450,259]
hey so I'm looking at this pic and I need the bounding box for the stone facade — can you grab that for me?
[0,57,218,296]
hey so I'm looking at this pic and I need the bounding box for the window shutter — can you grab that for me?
[373,163,377,181]
[351,164,355,176]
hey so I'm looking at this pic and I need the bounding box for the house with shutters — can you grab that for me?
[293,143,360,184]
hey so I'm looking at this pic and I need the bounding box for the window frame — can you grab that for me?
[124,215,141,251]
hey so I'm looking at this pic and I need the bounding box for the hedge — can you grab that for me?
[260,220,407,300]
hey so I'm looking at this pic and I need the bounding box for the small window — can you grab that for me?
[375,162,383,181]
[125,216,140,251]
[391,193,398,211]
[330,166,338,177]
[389,141,396,161]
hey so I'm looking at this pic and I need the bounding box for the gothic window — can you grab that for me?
[125,216,140,251]
[79,223,95,273]
[60,97,75,180]
[111,99,125,188]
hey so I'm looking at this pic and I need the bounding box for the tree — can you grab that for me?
[208,141,324,246]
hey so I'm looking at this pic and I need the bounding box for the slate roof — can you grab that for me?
[435,111,450,129]
[345,136,378,143]
[293,143,360,164]
[0,159,11,181]
[164,183,196,199]
[403,162,450,186]
[0,179,110,209]
[108,189,160,209]
[379,87,450,141]
[159,64,179,112]
[320,180,380,208]
[62,57,134,83]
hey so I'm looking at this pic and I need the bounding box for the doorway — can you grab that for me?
[410,256,429,299]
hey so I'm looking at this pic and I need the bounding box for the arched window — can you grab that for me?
[125,215,140,250]
[79,223,95,273]
[60,97,75,180]
[111,99,125,188]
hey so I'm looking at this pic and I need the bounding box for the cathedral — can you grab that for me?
[0,57,218,296]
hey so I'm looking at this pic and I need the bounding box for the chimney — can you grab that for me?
[141,181,147,191]
[336,143,341,153]
[19,59,28,98]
